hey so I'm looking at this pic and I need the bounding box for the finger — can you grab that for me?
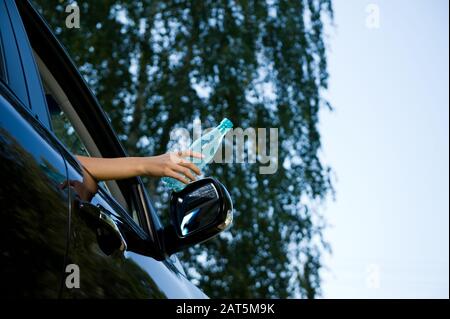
[179,150,204,159]
[179,160,202,176]
[175,166,197,182]
[167,169,190,184]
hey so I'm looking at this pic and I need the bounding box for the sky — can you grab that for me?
[319,0,449,298]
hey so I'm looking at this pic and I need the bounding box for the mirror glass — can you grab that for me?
[176,183,220,236]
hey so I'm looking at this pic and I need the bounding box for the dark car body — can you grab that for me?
[0,0,230,298]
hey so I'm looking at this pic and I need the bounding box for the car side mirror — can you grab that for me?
[162,177,233,256]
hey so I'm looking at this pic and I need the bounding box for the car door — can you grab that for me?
[0,0,68,298]
[15,0,208,298]
[59,155,163,298]
[59,148,208,298]
[37,56,207,298]
[36,49,207,298]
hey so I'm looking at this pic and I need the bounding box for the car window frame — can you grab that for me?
[34,47,151,238]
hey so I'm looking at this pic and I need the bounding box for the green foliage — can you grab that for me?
[33,0,333,298]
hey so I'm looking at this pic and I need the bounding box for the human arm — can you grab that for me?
[75,150,202,184]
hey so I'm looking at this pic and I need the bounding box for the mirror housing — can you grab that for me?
[162,177,233,256]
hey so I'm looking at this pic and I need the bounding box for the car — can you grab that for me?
[0,0,233,298]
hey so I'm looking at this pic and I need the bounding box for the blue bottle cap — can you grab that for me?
[219,118,233,130]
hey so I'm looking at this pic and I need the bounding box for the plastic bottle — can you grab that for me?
[162,118,233,191]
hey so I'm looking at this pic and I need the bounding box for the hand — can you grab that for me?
[141,150,203,184]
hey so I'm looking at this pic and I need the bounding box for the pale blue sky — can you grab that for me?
[319,0,449,298]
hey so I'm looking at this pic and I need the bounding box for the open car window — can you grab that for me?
[46,92,89,157]
[33,50,143,228]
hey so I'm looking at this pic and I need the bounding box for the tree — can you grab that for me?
[33,0,333,298]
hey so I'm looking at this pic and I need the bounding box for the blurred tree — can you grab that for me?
[32,0,333,298]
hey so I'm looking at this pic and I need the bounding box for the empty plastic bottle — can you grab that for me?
[162,118,233,191]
